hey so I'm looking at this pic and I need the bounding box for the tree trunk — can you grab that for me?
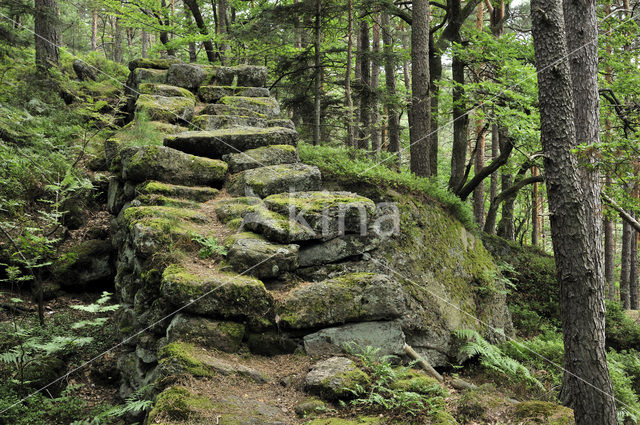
[448,53,468,189]
[313,0,322,146]
[429,34,441,177]
[409,0,430,177]
[531,0,618,423]
[370,16,381,154]
[184,0,216,63]
[345,0,355,148]
[91,9,98,51]
[141,30,149,58]
[357,21,371,150]
[621,220,632,308]
[489,124,499,211]
[473,123,485,226]
[382,12,400,167]
[603,215,615,300]
[218,0,229,64]
[631,228,638,309]
[532,166,540,245]
[34,0,60,74]
[293,0,302,49]
[496,173,515,240]
[114,14,123,63]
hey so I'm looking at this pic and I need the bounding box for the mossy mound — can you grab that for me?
[219,96,280,119]
[123,205,209,227]
[512,401,574,424]
[164,127,298,159]
[146,386,215,423]
[159,264,274,326]
[128,57,182,71]
[223,144,298,173]
[391,369,447,396]
[305,356,371,400]
[127,67,167,87]
[138,181,219,202]
[135,194,201,209]
[227,163,321,198]
[118,145,227,186]
[276,273,404,329]
[191,114,267,131]
[138,83,195,99]
[135,94,195,124]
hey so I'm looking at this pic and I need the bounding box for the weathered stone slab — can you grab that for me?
[137,181,219,202]
[138,83,195,99]
[166,63,207,89]
[299,234,378,267]
[227,163,321,198]
[128,57,182,71]
[213,197,263,223]
[219,96,280,119]
[223,144,298,173]
[304,357,370,400]
[198,85,270,103]
[191,114,267,130]
[227,233,299,279]
[166,314,245,353]
[235,65,268,87]
[135,94,195,123]
[199,103,268,119]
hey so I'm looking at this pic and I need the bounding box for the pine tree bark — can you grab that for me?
[409,0,430,177]
[34,0,60,74]
[91,8,98,51]
[621,220,632,308]
[218,0,229,64]
[141,30,149,58]
[631,228,638,309]
[345,0,355,148]
[370,16,381,154]
[357,21,371,150]
[113,14,123,63]
[532,166,540,245]
[184,0,216,63]
[531,0,618,423]
[382,12,400,167]
[313,0,322,146]
[429,34,441,177]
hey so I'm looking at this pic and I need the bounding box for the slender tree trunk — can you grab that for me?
[114,14,123,63]
[382,12,400,167]
[489,125,499,207]
[532,0,618,423]
[184,0,216,63]
[448,53,468,189]
[409,0,431,176]
[401,27,412,132]
[34,0,61,74]
[218,0,229,64]
[313,0,322,146]
[621,220,632,308]
[497,173,515,240]
[631,228,639,309]
[357,21,371,150]
[370,16,381,154]
[354,25,362,139]
[345,0,355,148]
[141,30,148,58]
[473,3,485,226]
[532,166,540,245]
[91,9,98,51]
[293,0,302,49]
[429,34,441,177]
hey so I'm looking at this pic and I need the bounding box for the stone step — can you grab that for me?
[198,85,270,103]
[191,114,267,130]
[213,197,263,224]
[128,57,181,71]
[242,204,317,243]
[115,145,227,186]
[223,144,298,173]
[263,191,376,239]
[218,96,280,119]
[137,181,219,202]
[227,163,321,198]
[138,82,195,99]
[166,314,245,353]
[163,127,298,159]
[298,234,379,267]
[197,103,267,119]
[226,232,299,279]
[134,94,195,124]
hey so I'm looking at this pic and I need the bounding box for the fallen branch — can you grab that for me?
[602,193,640,233]
[0,302,34,313]
[404,343,444,382]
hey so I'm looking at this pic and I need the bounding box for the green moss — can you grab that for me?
[135,94,195,123]
[147,386,215,423]
[264,191,375,215]
[512,401,574,425]
[431,410,459,425]
[136,194,200,209]
[307,417,382,425]
[391,370,447,396]
[319,367,371,399]
[138,82,195,99]
[129,57,181,70]
[158,342,216,378]
[123,205,208,226]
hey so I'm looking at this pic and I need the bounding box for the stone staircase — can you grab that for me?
[106,59,513,424]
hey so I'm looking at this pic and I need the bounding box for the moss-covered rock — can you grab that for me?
[223,144,298,173]
[164,127,298,159]
[119,145,227,186]
[242,204,318,243]
[227,233,299,278]
[138,83,195,99]
[199,102,268,119]
[197,85,270,103]
[304,356,370,400]
[219,96,280,119]
[159,264,274,326]
[53,239,114,290]
[138,181,219,202]
[127,67,167,86]
[391,369,447,396]
[146,386,215,423]
[213,197,264,224]
[303,321,405,358]
[227,163,321,198]
[166,63,207,89]
[294,398,326,418]
[128,57,182,71]
[134,94,195,123]
[267,118,296,130]
[299,234,378,267]
[135,193,200,209]
[166,314,245,353]
[277,273,405,329]
[191,114,267,131]
[512,401,574,425]
[235,65,268,87]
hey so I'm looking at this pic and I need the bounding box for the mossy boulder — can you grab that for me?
[303,321,405,358]
[135,193,200,209]
[235,65,269,87]
[199,102,268,119]
[391,369,446,396]
[294,398,325,418]
[128,57,182,71]
[263,191,375,239]
[223,144,298,173]
[138,82,195,99]
[166,314,245,353]
[166,63,206,89]
[227,233,299,279]
[219,96,280,119]
[118,145,227,186]
[137,181,219,202]
[146,386,215,423]
[267,118,296,130]
[277,273,405,329]
[213,197,263,224]
[227,163,321,198]
[511,401,574,424]
[242,204,318,243]
[127,67,167,87]
[197,85,270,103]
[53,239,114,290]
[304,356,370,400]
[299,234,378,267]
[191,114,267,131]
[135,94,195,123]
[157,341,267,382]
[159,264,274,326]
[164,127,298,159]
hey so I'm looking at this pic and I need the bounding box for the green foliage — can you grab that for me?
[298,143,476,230]
[605,300,640,351]
[344,344,448,418]
[454,329,544,391]
[192,235,227,259]
[0,385,89,425]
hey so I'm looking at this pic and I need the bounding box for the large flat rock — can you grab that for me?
[276,273,405,329]
[192,114,267,130]
[223,144,298,173]
[134,94,195,123]
[198,85,270,103]
[198,103,268,119]
[227,163,321,198]
[242,205,317,243]
[219,96,280,119]
[118,145,227,186]
[227,232,299,279]
[299,234,379,267]
[164,127,298,159]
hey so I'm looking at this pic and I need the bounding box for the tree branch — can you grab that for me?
[457,138,514,200]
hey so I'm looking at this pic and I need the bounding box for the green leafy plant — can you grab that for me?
[192,235,227,259]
